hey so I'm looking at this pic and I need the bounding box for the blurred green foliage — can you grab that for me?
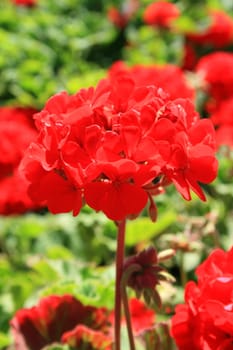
[0,0,233,349]
[1,0,231,108]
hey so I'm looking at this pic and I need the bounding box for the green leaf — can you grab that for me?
[0,333,11,349]
[125,211,177,246]
[42,344,71,350]
[32,260,59,281]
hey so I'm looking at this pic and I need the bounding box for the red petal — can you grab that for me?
[85,181,148,220]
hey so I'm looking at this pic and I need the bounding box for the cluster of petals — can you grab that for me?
[143,1,180,28]
[210,98,233,149]
[10,294,111,350]
[187,10,233,49]
[10,294,155,350]
[196,52,233,107]
[182,10,233,71]
[0,107,40,215]
[108,61,195,101]
[171,247,233,350]
[196,51,233,148]
[21,70,218,221]
[11,0,36,6]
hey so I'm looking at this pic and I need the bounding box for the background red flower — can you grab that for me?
[171,248,233,350]
[143,1,180,28]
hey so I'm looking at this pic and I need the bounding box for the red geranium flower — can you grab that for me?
[124,298,156,335]
[171,247,233,350]
[10,294,110,350]
[109,297,155,336]
[143,1,180,28]
[21,69,218,220]
[162,117,218,201]
[11,0,36,6]
[187,10,233,48]
[196,52,233,111]
[215,125,233,149]
[211,98,233,127]
[0,169,36,215]
[11,294,156,349]
[84,160,152,221]
[209,98,233,149]
[182,10,233,70]
[0,107,41,214]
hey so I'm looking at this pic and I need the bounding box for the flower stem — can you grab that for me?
[114,219,126,350]
[122,285,136,350]
[120,264,142,350]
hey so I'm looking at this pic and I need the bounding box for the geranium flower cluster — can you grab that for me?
[21,70,218,221]
[187,10,233,49]
[196,52,233,148]
[181,9,233,70]
[171,247,233,350]
[0,107,40,215]
[143,1,180,28]
[11,0,36,6]
[10,294,155,350]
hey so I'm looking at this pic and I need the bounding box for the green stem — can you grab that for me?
[114,219,126,350]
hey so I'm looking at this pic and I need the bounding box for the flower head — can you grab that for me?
[209,98,233,149]
[187,10,233,48]
[0,107,40,214]
[143,1,180,28]
[12,0,36,6]
[196,52,233,109]
[21,69,218,220]
[11,293,157,349]
[171,247,233,350]
[10,294,110,350]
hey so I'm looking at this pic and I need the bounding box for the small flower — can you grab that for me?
[143,1,180,28]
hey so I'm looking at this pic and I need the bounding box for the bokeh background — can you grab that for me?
[0,0,233,349]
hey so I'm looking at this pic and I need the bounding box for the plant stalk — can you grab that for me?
[114,219,126,350]
[122,285,136,350]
